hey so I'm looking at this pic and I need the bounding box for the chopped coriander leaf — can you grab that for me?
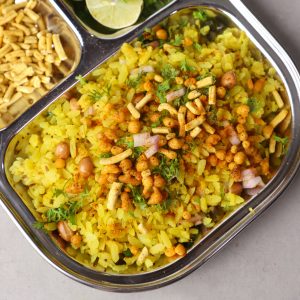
[274,135,289,153]
[89,86,111,102]
[46,201,82,225]
[151,120,161,128]
[33,221,45,230]
[194,42,202,51]
[247,98,260,113]
[131,146,145,160]
[123,248,133,257]
[156,80,170,103]
[171,34,183,46]
[53,188,67,198]
[99,153,112,158]
[180,59,196,72]
[127,72,144,88]
[46,111,55,118]
[153,155,179,181]
[157,196,172,211]
[207,105,218,125]
[161,64,178,80]
[193,9,208,22]
[116,136,134,148]
[75,74,87,85]
[128,185,147,209]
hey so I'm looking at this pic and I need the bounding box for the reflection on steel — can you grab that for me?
[0,0,300,292]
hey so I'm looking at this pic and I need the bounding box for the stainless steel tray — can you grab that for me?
[0,0,300,292]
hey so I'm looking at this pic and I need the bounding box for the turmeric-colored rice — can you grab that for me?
[9,8,290,273]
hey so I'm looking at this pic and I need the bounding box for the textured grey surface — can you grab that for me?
[1,1,300,299]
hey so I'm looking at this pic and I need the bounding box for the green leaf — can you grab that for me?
[247,98,260,113]
[128,185,147,209]
[116,136,134,148]
[156,80,170,103]
[33,221,45,230]
[53,188,67,198]
[170,34,182,46]
[274,135,289,154]
[123,248,133,257]
[153,155,179,181]
[194,42,202,52]
[127,72,144,88]
[161,64,178,80]
[75,74,87,85]
[46,201,82,225]
[193,9,208,22]
[131,146,145,160]
[180,59,195,72]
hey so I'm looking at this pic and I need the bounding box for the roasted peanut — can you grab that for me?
[153,174,166,188]
[119,158,133,172]
[55,142,70,159]
[55,158,65,169]
[168,138,184,150]
[174,244,186,256]
[230,182,243,195]
[136,159,149,172]
[111,146,124,156]
[79,157,94,178]
[148,187,163,204]
[57,221,73,242]
[128,120,141,134]
[70,234,82,249]
[216,86,226,99]
[221,71,236,89]
[163,117,178,128]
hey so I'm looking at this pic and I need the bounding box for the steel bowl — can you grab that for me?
[0,0,300,292]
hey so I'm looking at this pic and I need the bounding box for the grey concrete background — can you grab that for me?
[1,1,300,299]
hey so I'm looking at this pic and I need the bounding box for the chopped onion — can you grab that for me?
[144,144,159,158]
[133,133,150,147]
[229,133,241,145]
[245,186,263,196]
[131,65,154,75]
[87,106,95,116]
[147,135,160,146]
[166,88,186,102]
[189,214,202,225]
[241,169,255,181]
[243,176,264,189]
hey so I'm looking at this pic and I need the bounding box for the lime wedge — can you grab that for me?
[86,0,143,29]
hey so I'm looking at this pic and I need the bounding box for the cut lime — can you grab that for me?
[86,0,143,29]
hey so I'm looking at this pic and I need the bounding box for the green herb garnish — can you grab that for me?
[193,9,208,22]
[33,221,45,230]
[153,155,179,181]
[123,248,133,257]
[127,72,144,88]
[89,85,111,102]
[116,136,134,148]
[128,185,147,209]
[156,80,170,103]
[46,201,82,225]
[170,34,182,46]
[75,74,87,85]
[194,42,202,52]
[161,64,178,81]
[180,59,195,72]
[274,135,289,154]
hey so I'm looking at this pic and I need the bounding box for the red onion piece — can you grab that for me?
[166,88,186,102]
[131,65,154,75]
[243,176,264,189]
[241,169,255,181]
[147,135,160,146]
[133,133,150,147]
[144,144,159,158]
[229,134,241,145]
[189,214,202,225]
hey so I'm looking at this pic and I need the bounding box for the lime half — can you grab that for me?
[86,0,143,29]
